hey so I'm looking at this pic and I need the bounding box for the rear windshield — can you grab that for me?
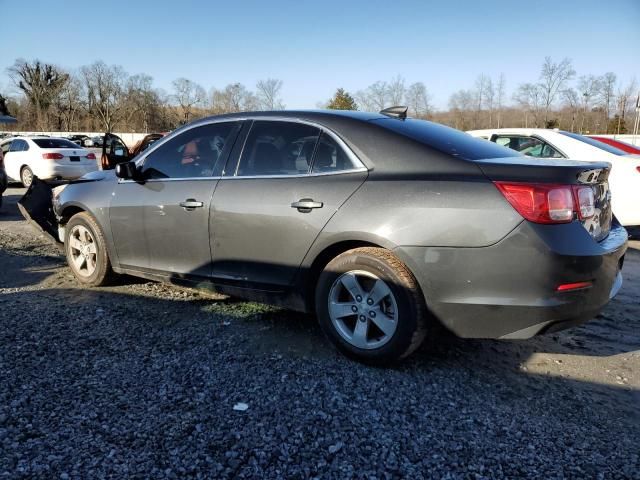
[33,138,80,149]
[371,118,519,160]
[559,131,627,156]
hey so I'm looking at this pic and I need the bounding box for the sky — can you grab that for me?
[1,0,639,110]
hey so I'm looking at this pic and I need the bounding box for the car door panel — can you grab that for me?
[210,172,367,287]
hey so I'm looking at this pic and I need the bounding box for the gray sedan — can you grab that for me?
[20,109,627,364]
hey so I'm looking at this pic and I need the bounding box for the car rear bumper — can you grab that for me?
[38,163,98,181]
[395,221,628,339]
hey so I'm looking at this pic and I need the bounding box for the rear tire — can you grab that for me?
[315,247,429,365]
[20,166,33,188]
[64,212,115,286]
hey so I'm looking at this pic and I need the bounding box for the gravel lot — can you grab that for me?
[1,186,639,479]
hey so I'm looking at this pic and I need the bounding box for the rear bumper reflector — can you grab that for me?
[556,281,593,292]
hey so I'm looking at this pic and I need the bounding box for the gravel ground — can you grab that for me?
[1,187,639,479]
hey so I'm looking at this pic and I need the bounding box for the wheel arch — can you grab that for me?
[301,238,390,312]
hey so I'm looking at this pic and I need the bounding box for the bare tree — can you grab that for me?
[211,83,257,113]
[577,75,601,133]
[514,83,543,127]
[562,88,581,132]
[615,78,637,134]
[171,77,206,123]
[256,78,284,110]
[124,74,160,132]
[474,74,489,127]
[387,76,405,106]
[448,89,475,130]
[55,74,84,131]
[405,82,432,118]
[485,77,495,127]
[8,59,69,130]
[599,72,617,122]
[539,57,575,125]
[357,81,388,111]
[496,73,506,128]
[81,61,128,132]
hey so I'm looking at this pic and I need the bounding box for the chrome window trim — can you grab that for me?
[134,115,368,176]
[115,167,367,184]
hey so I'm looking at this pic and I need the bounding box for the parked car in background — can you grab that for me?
[0,148,6,208]
[467,128,640,227]
[20,110,626,364]
[1,136,98,187]
[100,133,165,169]
[588,136,640,155]
[67,135,94,147]
[91,136,105,148]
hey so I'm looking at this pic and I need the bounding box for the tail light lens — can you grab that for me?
[495,182,596,224]
[575,186,595,219]
[86,153,96,160]
[42,152,64,160]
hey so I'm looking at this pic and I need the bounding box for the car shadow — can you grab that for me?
[0,194,24,221]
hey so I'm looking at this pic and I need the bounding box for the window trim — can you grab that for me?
[490,134,567,159]
[128,116,367,183]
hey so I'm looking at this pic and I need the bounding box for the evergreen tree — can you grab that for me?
[327,88,358,110]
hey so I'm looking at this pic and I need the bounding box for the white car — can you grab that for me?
[467,128,640,227]
[0,136,98,187]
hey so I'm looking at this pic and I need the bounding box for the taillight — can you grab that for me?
[494,182,596,224]
[636,166,640,174]
[42,153,64,160]
[574,186,595,220]
[86,153,96,160]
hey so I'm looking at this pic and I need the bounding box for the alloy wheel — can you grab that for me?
[68,225,98,277]
[328,270,398,349]
[21,168,33,187]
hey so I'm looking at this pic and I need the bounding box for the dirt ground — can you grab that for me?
[1,185,639,478]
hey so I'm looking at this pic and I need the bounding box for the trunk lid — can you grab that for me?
[475,157,612,241]
[42,148,95,165]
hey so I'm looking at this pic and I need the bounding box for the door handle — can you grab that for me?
[179,199,204,210]
[291,198,323,213]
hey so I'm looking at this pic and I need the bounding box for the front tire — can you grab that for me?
[20,166,34,188]
[315,247,429,365]
[64,212,115,286]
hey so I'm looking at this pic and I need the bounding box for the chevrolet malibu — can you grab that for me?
[19,109,627,364]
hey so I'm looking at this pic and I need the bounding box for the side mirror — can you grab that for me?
[115,161,138,180]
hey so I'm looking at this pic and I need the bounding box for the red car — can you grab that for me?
[588,136,640,154]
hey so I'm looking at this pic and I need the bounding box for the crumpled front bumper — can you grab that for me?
[17,176,61,243]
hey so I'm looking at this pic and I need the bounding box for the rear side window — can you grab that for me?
[32,138,79,149]
[311,132,358,173]
[371,118,519,160]
[494,135,563,158]
[558,131,627,156]
[10,139,28,152]
[236,121,320,176]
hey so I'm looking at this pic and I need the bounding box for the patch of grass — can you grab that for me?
[202,301,281,319]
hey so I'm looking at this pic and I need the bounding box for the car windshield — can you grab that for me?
[372,118,519,160]
[33,138,81,149]
[558,131,627,156]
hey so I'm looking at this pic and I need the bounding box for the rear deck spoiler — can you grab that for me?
[17,176,61,243]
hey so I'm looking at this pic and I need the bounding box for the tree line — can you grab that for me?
[2,56,637,134]
[2,59,286,133]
